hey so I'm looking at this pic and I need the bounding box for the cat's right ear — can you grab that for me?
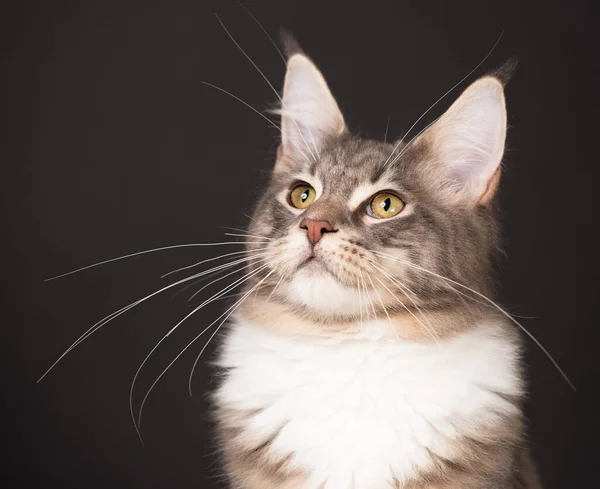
[273,38,346,172]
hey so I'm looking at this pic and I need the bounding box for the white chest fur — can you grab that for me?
[216,318,522,489]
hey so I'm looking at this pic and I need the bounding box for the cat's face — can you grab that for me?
[246,49,508,326]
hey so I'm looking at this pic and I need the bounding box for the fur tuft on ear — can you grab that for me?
[486,58,518,87]
[279,29,305,59]
[272,43,346,166]
[417,74,508,204]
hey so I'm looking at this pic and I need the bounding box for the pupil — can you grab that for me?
[301,189,309,201]
[382,198,391,211]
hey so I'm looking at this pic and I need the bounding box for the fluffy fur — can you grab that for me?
[213,39,541,488]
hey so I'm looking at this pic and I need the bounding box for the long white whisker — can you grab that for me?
[187,270,274,395]
[223,232,272,241]
[136,269,274,427]
[366,272,399,340]
[351,274,356,320]
[171,262,245,299]
[45,241,268,281]
[372,253,493,311]
[390,116,440,165]
[161,248,270,278]
[175,264,272,337]
[382,32,503,170]
[200,81,281,132]
[37,256,260,382]
[366,274,378,321]
[219,226,273,241]
[372,273,439,345]
[131,263,271,435]
[235,2,321,160]
[356,276,363,329]
[236,1,287,65]
[215,14,318,162]
[383,115,391,144]
[358,269,370,322]
[244,213,284,233]
[368,260,419,298]
[368,260,439,344]
[188,256,271,302]
[360,268,377,320]
[211,291,246,302]
[266,272,286,302]
[370,250,575,390]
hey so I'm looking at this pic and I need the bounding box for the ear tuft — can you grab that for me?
[487,58,518,87]
[279,29,305,59]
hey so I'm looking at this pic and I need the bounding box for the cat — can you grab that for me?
[212,37,543,489]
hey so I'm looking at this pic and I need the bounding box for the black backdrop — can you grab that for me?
[2,1,598,488]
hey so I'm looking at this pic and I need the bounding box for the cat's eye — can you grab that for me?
[289,184,316,209]
[367,193,404,219]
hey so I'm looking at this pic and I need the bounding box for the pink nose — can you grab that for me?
[300,219,334,245]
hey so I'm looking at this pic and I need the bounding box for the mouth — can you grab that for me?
[299,253,318,267]
[298,253,328,273]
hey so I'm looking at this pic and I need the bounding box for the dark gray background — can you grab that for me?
[2,0,598,487]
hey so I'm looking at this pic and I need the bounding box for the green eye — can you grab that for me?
[290,184,316,209]
[367,193,404,219]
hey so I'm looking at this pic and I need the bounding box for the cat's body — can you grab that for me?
[213,39,542,488]
[217,311,539,489]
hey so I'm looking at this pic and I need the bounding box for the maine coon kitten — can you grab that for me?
[213,40,542,489]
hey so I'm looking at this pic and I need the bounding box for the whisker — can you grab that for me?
[173,251,273,300]
[244,213,284,233]
[220,226,271,238]
[200,81,281,132]
[136,269,274,428]
[171,264,273,337]
[37,256,261,382]
[45,241,265,281]
[215,14,319,162]
[187,256,271,302]
[389,116,440,166]
[368,260,438,344]
[236,1,287,65]
[171,262,244,299]
[369,252,508,314]
[356,276,363,329]
[369,250,575,390]
[186,266,248,303]
[360,268,377,320]
[358,269,370,322]
[366,272,399,341]
[221,228,273,241]
[161,248,270,278]
[209,291,246,302]
[187,270,274,396]
[131,263,272,436]
[366,275,378,322]
[372,273,439,345]
[223,233,270,240]
[383,115,391,144]
[266,272,286,302]
[381,32,504,170]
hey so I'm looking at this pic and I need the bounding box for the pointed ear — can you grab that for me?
[416,76,508,204]
[275,53,346,167]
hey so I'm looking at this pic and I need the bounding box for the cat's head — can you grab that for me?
[245,40,513,337]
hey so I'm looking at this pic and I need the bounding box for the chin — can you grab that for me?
[282,261,358,316]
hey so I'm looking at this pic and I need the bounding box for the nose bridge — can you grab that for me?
[302,195,346,227]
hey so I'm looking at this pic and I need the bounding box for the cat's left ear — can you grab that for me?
[415,74,509,204]
[275,48,346,169]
